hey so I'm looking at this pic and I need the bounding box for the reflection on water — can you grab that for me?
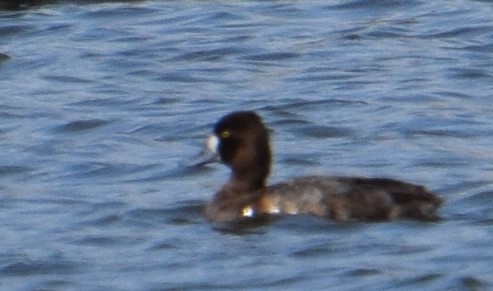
[1,0,493,289]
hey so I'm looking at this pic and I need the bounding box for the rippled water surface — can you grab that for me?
[1,0,493,289]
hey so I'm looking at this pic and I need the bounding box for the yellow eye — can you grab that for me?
[220,131,230,138]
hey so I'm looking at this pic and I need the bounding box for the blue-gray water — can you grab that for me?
[1,0,493,290]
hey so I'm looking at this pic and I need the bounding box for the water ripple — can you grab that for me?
[1,259,78,276]
[53,119,110,133]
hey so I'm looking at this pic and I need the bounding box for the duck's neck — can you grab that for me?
[239,136,271,190]
[228,130,271,192]
[230,170,267,192]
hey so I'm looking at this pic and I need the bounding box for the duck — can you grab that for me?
[0,0,19,9]
[204,111,442,223]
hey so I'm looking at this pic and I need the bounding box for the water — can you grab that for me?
[1,0,493,289]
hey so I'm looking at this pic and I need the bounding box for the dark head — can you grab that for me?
[208,111,272,190]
